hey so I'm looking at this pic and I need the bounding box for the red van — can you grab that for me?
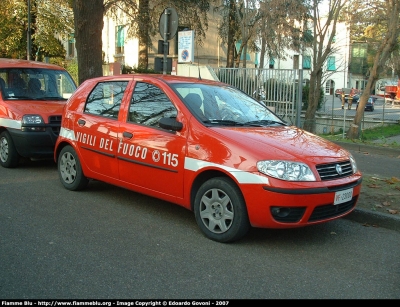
[0,58,77,168]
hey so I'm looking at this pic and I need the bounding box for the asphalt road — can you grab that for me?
[1,157,400,299]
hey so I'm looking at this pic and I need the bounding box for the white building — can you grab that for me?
[64,8,355,96]
[259,19,351,96]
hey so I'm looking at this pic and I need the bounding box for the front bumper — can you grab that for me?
[242,176,362,228]
[8,127,59,158]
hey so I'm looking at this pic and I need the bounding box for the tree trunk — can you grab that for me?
[138,0,149,70]
[303,69,322,132]
[226,0,236,68]
[73,0,104,85]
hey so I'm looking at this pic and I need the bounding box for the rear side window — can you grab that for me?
[128,82,177,127]
[84,81,128,119]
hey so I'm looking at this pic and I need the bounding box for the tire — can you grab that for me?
[194,177,250,243]
[0,131,20,168]
[58,145,88,191]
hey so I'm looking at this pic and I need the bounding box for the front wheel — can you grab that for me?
[58,145,88,191]
[0,131,20,168]
[194,177,250,243]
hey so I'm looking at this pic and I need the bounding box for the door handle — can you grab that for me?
[77,119,86,126]
[123,131,133,139]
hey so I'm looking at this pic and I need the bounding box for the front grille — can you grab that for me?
[48,115,62,135]
[316,160,353,181]
[308,196,357,222]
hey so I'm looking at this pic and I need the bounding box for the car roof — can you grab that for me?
[80,73,227,86]
[0,58,66,70]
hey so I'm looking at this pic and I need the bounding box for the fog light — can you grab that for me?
[22,127,46,132]
[271,207,291,218]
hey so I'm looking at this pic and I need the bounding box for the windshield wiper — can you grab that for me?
[6,95,32,99]
[202,119,244,126]
[41,96,66,100]
[243,120,286,126]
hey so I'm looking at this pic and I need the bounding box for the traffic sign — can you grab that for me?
[159,7,178,40]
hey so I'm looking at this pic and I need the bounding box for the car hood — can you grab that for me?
[2,100,66,120]
[212,125,349,163]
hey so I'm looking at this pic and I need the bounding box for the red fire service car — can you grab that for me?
[54,74,362,243]
[0,58,77,168]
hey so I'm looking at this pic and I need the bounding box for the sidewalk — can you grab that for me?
[333,138,400,232]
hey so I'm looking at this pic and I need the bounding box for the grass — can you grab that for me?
[320,123,400,148]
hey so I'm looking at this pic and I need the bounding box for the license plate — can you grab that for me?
[334,188,353,205]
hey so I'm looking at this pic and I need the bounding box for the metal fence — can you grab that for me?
[317,94,400,138]
[214,67,303,126]
[213,67,400,136]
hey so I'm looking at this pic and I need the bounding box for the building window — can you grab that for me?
[303,29,313,43]
[68,33,75,58]
[269,58,275,69]
[303,56,311,69]
[116,25,125,54]
[327,56,335,71]
[293,55,299,69]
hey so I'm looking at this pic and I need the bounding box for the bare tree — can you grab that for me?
[257,0,309,69]
[214,0,238,68]
[346,0,400,139]
[303,0,348,133]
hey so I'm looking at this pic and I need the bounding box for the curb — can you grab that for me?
[344,208,400,232]
[332,141,400,157]
[333,141,400,232]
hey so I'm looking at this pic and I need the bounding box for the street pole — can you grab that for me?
[27,0,31,60]
[163,8,169,75]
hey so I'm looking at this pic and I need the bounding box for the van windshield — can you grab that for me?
[0,68,77,101]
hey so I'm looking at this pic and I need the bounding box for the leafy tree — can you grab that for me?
[0,0,73,60]
[0,0,27,58]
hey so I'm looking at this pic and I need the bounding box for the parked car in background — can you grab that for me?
[0,58,77,168]
[54,74,362,243]
[346,94,360,104]
[335,88,343,97]
[356,97,375,111]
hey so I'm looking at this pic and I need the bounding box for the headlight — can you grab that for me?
[349,155,358,173]
[257,160,316,181]
[22,115,44,124]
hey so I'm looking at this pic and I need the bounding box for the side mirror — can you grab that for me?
[159,117,183,131]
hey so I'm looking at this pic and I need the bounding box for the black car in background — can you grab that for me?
[356,97,375,111]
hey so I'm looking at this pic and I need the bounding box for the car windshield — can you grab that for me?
[172,83,285,126]
[0,68,77,101]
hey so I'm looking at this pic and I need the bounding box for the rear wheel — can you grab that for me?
[58,145,88,191]
[194,177,250,243]
[0,131,20,168]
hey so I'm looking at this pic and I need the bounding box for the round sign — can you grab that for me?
[159,7,178,40]
[181,50,189,61]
